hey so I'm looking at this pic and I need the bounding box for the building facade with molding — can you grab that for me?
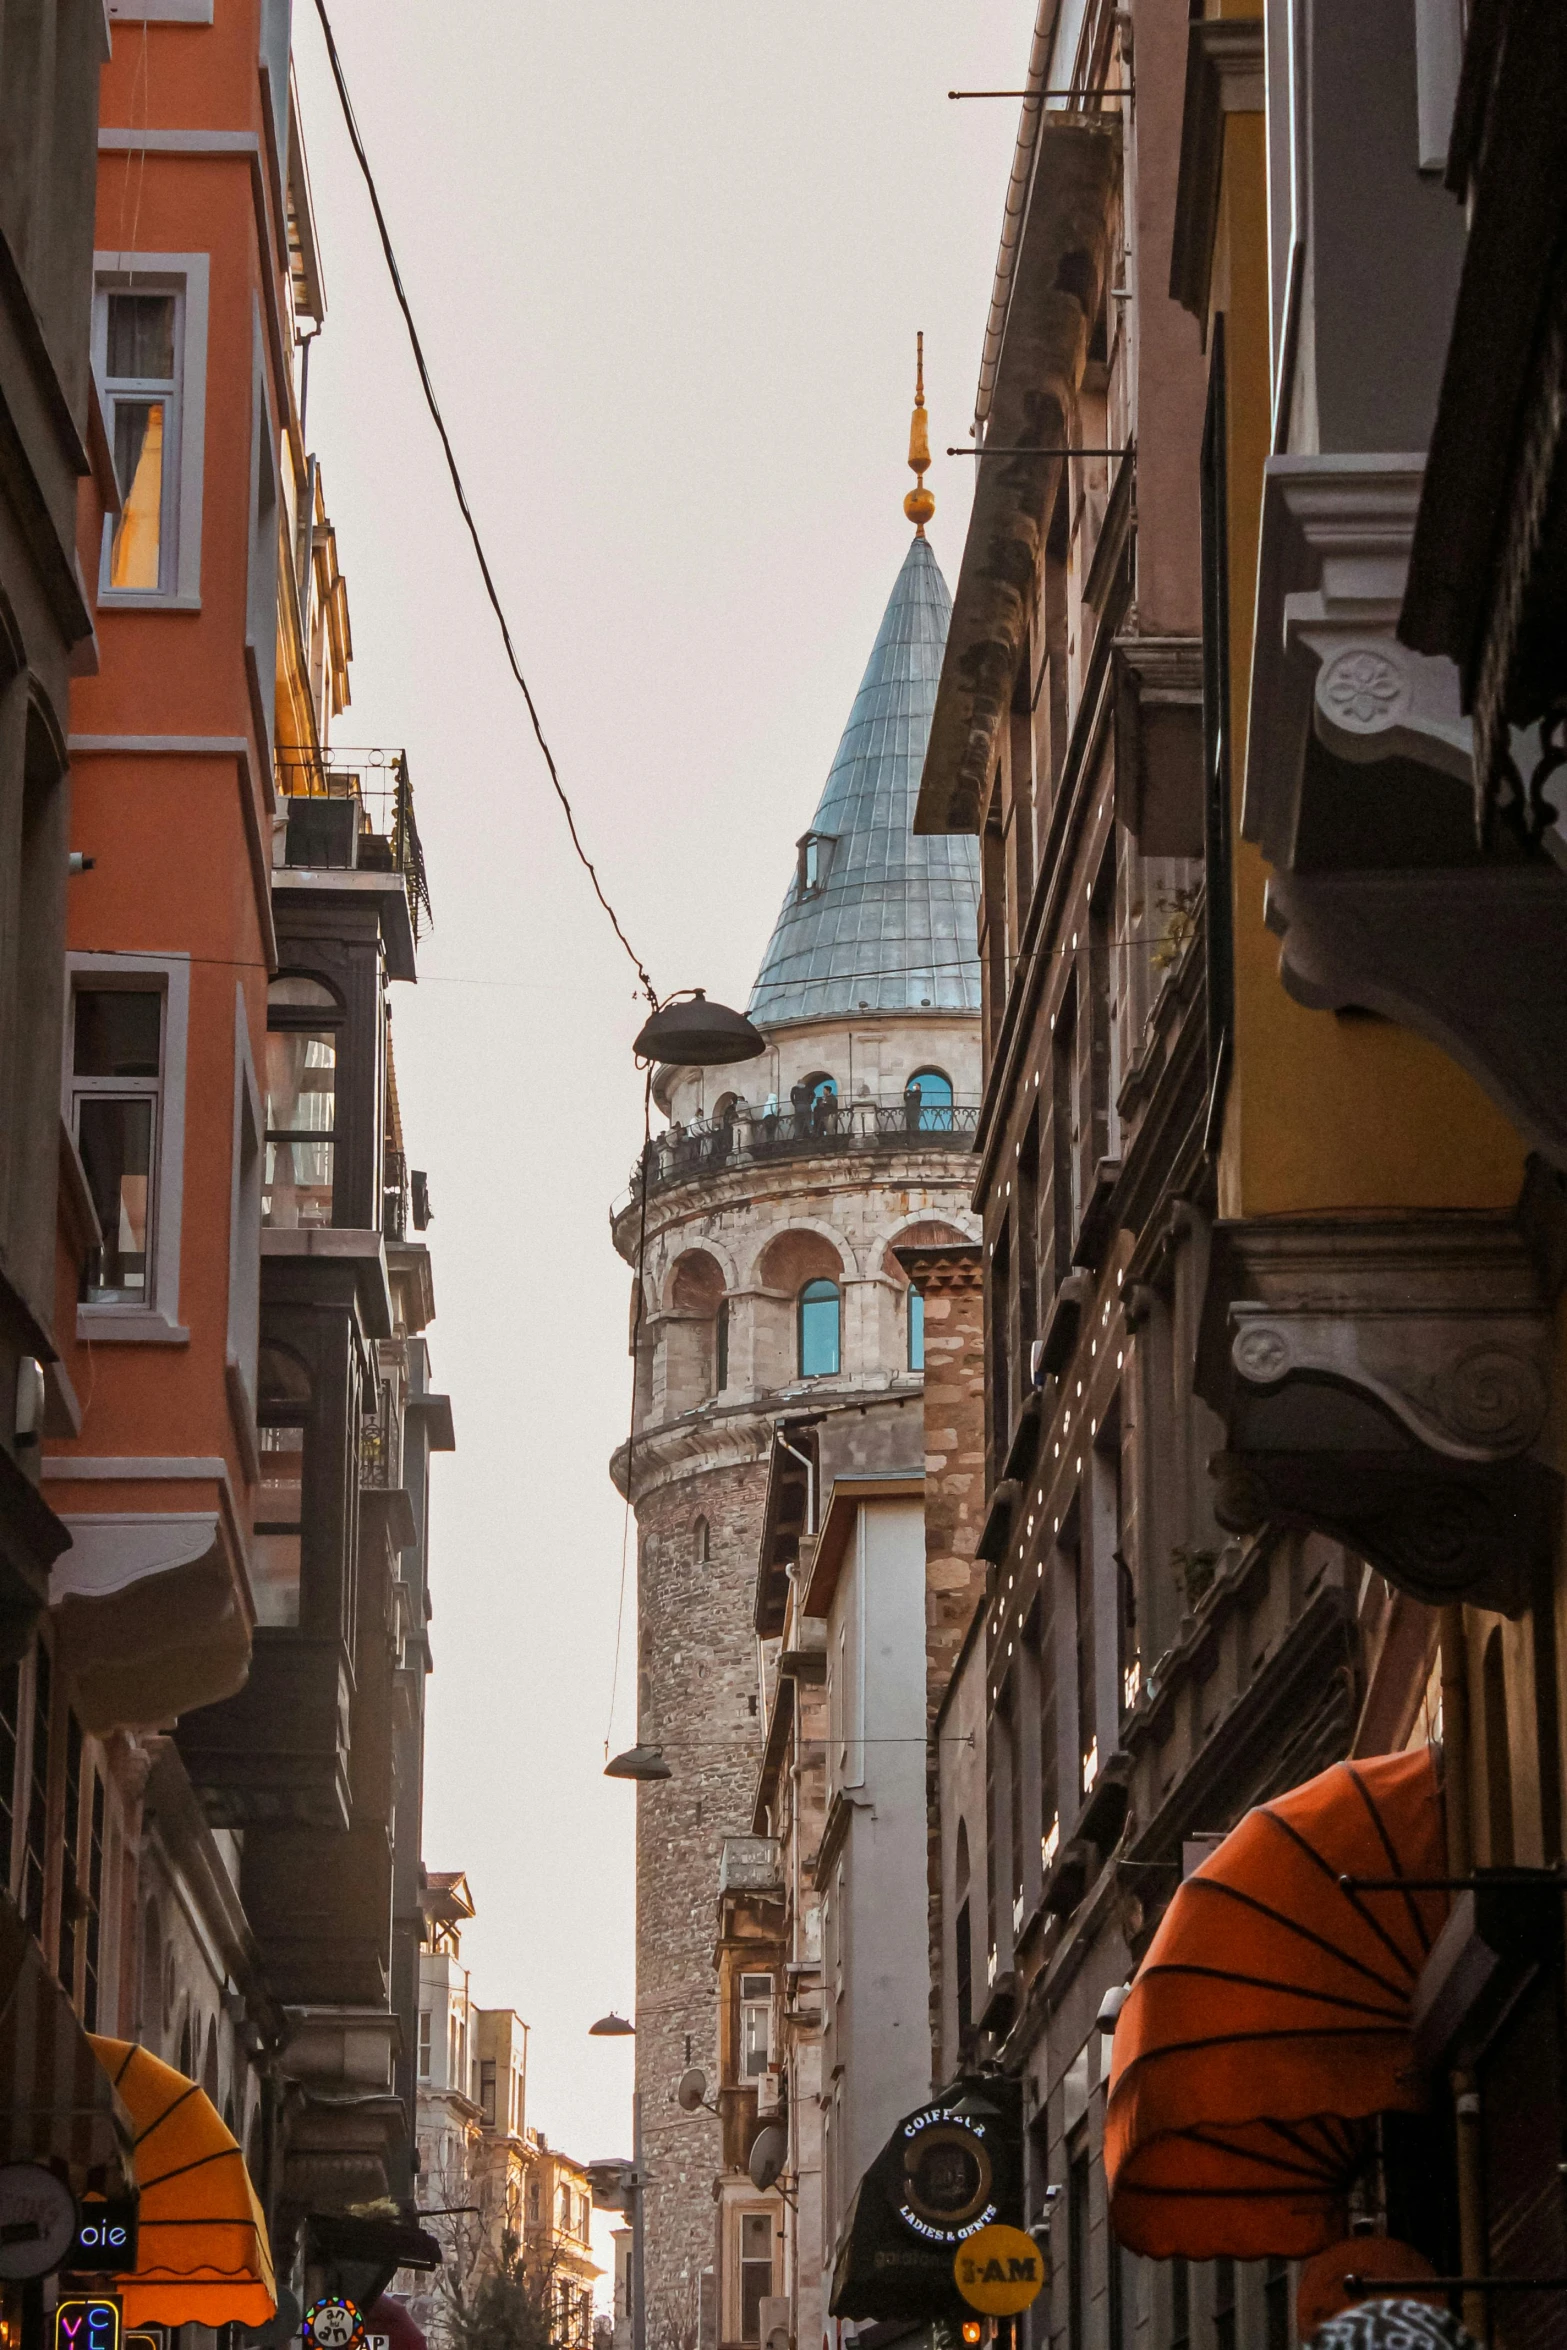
[0,5,454,2339]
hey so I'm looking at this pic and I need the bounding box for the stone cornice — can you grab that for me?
[612,1378,924,1504]
[895,1242,984,1295]
[611,1139,979,1261]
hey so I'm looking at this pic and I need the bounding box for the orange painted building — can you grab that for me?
[48,1,327,1731]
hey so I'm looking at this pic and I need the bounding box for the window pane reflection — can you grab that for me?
[263,1137,335,1229]
[254,1424,304,1628]
[799,1279,840,1378]
[265,1030,337,1132]
[109,401,166,589]
[264,1027,337,1228]
[107,292,175,378]
[77,1098,153,1301]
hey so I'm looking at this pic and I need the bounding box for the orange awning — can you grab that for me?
[88,2038,276,2326]
[1104,1747,1448,2260]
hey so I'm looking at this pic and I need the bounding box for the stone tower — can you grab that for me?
[610,519,982,2346]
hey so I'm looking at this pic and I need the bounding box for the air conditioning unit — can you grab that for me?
[756,2067,782,2117]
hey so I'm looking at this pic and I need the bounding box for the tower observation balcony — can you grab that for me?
[619,1089,980,1209]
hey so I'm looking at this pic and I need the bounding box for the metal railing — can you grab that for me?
[621,1092,980,1204]
[276,744,433,943]
[383,1146,409,1243]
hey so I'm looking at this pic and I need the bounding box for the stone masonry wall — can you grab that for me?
[898,1245,986,2085]
[634,1454,771,2348]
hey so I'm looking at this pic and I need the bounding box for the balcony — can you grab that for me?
[719,1835,782,1894]
[621,1092,980,1206]
[276,745,432,950]
[381,1147,432,1245]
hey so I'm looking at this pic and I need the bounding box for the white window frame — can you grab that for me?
[739,1973,774,2079]
[107,3,214,21]
[245,312,280,757]
[65,951,190,1343]
[93,255,208,608]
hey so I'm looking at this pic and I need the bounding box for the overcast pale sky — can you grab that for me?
[288,0,1029,2238]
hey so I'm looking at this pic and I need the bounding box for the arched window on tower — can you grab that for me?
[798,1279,841,1379]
[905,1068,955,1132]
[694,1517,711,1565]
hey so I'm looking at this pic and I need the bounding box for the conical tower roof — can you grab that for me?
[747,536,981,1030]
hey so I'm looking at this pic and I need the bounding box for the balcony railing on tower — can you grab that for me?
[275,744,433,943]
[619,1089,980,1206]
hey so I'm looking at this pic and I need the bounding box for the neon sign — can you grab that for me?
[54,2296,122,2350]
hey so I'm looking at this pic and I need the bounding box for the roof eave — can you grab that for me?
[915,119,1122,838]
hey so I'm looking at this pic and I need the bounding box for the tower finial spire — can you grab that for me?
[904,330,935,537]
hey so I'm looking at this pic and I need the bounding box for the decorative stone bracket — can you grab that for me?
[1244,451,1567,1167]
[1198,1216,1559,1617]
[1244,455,1473,869]
[1266,865,1567,1167]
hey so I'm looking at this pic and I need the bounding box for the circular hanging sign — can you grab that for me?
[953,2224,1048,2316]
[0,2163,78,2280]
[892,2108,998,2245]
[303,2299,365,2350]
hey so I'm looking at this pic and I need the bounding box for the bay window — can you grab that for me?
[264,976,341,1228]
[253,1341,311,1629]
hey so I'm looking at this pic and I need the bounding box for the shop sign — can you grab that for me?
[952,2226,1046,2316]
[894,2108,998,2246]
[303,2297,366,2350]
[68,2201,138,2273]
[0,2164,78,2280]
[54,2295,122,2350]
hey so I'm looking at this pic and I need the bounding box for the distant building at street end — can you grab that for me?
[405,1867,600,2350]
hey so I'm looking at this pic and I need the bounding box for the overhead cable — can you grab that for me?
[310,0,659,1009]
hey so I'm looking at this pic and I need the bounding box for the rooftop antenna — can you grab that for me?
[904,331,935,538]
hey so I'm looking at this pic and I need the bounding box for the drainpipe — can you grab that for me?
[777,1434,816,1536]
[1440,1605,1485,2344]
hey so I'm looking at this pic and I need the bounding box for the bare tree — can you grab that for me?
[441,2232,582,2350]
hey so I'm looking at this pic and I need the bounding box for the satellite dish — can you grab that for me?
[677,2068,709,2112]
[748,2123,787,2193]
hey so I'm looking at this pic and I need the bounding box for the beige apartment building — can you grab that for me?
[407,1869,599,2347]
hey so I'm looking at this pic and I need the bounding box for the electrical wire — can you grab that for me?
[311,0,659,1012]
[605,1064,655,1754]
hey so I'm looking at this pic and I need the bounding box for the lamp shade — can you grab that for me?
[605,1744,672,1782]
[633,993,765,1067]
[589,2013,635,2038]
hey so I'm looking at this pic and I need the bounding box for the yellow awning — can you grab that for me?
[88,2038,276,2326]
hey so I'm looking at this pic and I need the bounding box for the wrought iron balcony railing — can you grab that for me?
[621,1092,980,1205]
[275,744,433,943]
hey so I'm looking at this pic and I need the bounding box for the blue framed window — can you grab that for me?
[798,1279,841,1378]
[905,1068,955,1131]
[908,1286,925,1372]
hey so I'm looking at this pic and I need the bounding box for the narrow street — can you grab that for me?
[0,10,1562,2350]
